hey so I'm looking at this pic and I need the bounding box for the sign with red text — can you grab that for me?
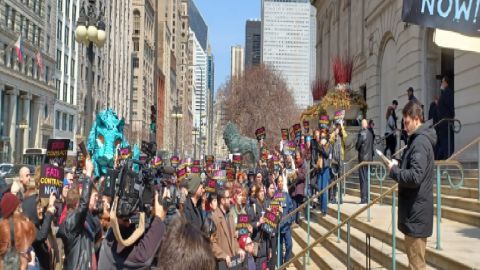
[205,179,216,193]
[236,214,250,236]
[255,127,266,141]
[39,164,64,198]
[45,139,70,167]
[261,210,279,235]
[170,156,180,167]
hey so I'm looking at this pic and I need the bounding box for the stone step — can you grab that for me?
[345,182,480,213]
[345,187,480,228]
[290,226,344,270]
[322,195,480,269]
[294,217,383,270]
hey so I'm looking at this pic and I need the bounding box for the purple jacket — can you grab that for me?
[293,160,306,197]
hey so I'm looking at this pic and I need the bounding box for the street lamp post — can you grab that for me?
[171,105,183,156]
[192,128,199,159]
[75,0,106,135]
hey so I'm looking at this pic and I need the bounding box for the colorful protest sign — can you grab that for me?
[118,146,132,161]
[226,168,235,181]
[283,141,296,156]
[205,179,216,193]
[261,148,269,161]
[39,164,64,198]
[176,166,187,181]
[190,166,201,174]
[213,170,226,180]
[151,156,163,168]
[170,156,180,167]
[281,128,289,141]
[193,159,201,167]
[45,139,70,167]
[236,214,250,237]
[261,210,279,235]
[232,153,242,165]
[255,127,266,141]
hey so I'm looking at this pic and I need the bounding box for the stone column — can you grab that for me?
[31,97,45,148]
[6,88,19,162]
[21,94,32,149]
[0,83,4,137]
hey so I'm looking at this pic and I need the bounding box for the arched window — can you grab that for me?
[133,10,141,35]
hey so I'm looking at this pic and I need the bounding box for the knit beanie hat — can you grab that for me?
[239,235,249,250]
[0,192,20,218]
[187,174,202,195]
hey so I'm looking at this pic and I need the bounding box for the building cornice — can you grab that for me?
[0,67,56,96]
[365,0,395,27]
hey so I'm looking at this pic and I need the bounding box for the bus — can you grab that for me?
[22,148,46,166]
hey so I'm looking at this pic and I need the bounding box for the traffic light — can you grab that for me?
[150,105,156,132]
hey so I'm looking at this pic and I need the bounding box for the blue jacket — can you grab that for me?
[279,192,294,233]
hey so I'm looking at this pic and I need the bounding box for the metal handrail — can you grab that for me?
[279,183,399,270]
[430,118,462,133]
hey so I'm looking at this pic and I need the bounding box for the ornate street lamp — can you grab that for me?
[75,0,106,135]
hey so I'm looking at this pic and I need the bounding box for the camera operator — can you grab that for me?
[57,158,101,270]
[97,191,167,270]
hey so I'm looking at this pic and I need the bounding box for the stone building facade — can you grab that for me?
[312,0,480,161]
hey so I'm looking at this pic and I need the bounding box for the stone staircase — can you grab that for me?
[288,164,480,269]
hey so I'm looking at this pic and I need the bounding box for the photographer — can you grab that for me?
[57,158,100,270]
[97,191,167,270]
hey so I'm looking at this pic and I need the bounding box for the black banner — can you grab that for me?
[402,0,480,37]
[45,139,70,167]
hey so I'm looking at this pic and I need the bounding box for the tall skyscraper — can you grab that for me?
[0,0,58,162]
[207,46,214,154]
[245,19,261,68]
[231,45,244,79]
[261,0,312,109]
[131,0,157,146]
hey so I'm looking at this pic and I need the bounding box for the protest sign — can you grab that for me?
[292,123,302,139]
[213,170,226,180]
[118,146,132,161]
[261,148,269,161]
[261,210,279,235]
[236,214,250,237]
[255,127,266,141]
[45,139,70,167]
[232,153,242,165]
[283,141,296,156]
[176,166,187,181]
[205,179,217,193]
[226,168,235,181]
[39,164,64,198]
[190,166,201,174]
[170,156,180,167]
[151,156,163,168]
[303,120,310,134]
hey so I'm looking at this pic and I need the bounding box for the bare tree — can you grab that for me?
[218,64,300,148]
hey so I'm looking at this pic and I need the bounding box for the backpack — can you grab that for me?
[3,217,21,270]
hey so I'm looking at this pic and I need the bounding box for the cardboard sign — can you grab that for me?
[205,179,216,193]
[191,166,201,174]
[281,128,289,141]
[226,168,235,181]
[236,214,250,236]
[176,166,187,181]
[261,210,279,235]
[283,141,296,156]
[118,146,132,161]
[170,156,180,167]
[261,148,269,161]
[45,139,70,167]
[255,127,266,141]
[213,170,226,180]
[39,164,64,198]
[402,0,480,37]
[205,155,215,166]
[232,153,242,165]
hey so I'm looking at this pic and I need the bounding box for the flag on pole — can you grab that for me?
[13,35,24,64]
[36,51,44,74]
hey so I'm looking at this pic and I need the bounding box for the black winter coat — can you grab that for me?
[57,177,97,270]
[183,195,204,230]
[22,195,55,270]
[389,120,437,238]
[356,128,373,162]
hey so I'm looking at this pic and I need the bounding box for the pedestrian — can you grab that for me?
[387,101,436,270]
[384,105,397,157]
[276,175,294,264]
[291,150,306,224]
[407,87,418,102]
[428,95,439,124]
[317,131,332,215]
[183,174,205,230]
[356,119,373,204]
[437,75,455,159]
[211,188,245,269]
[329,113,347,203]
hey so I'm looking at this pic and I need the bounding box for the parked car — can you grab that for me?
[0,163,13,178]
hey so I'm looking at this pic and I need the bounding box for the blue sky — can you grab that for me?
[194,0,261,94]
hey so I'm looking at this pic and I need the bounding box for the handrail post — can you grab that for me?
[306,191,311,266]
[367,163,371,222]
[347,221,351,270]
[337,180,341,243]
[477,141,480,201]
[277,227,281,268]
[392,190,397,270]
[436,165,442,250]
[379,166,383,205]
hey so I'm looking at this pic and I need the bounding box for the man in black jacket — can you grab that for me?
[57,158,98,270]
[183,174,205,230]
[437,75,455,159]
[388,101,436,270]
[356,119,373,204]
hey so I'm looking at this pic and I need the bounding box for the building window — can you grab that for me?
[69,115,74,131]
[32,24,37,44]
[63,83,67,101]
[56,79,60,97]
[133,57,139,68]
[64,54,68,75]
[24,19,29,39]
[57,20,62,40]
[4,5,10,29]
[62,113,67,131]
[47,5,51,21]
[45,66,49,83]
[66,0,70,18]
[133,39,139,51]
[56,49,61,69]
[71,32,75,50]
[10,9,16,31]
[133,10,141,34]
[71,59,75,77]
[46,34,50,53]
[72,5,76,20]
[31,57,35,77]
[57,0,62,14]
[55,110,60,129]
[65,26,69,46]
[37,28,41,46]
[70,86,74,104]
